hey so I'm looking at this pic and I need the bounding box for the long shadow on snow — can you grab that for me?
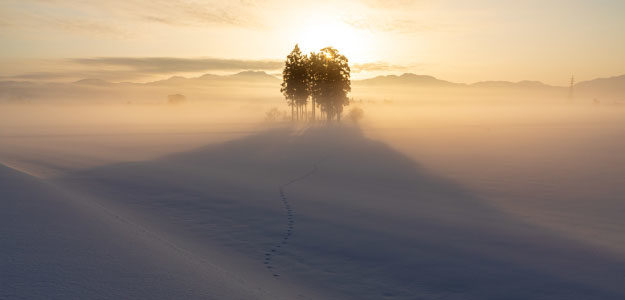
[57,125,625,300]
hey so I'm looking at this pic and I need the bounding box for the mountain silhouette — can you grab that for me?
[471,80,554,89]
[147,71,280,86]
[2,72,624,103]
[575,74,625,101]
[354,73,463,87]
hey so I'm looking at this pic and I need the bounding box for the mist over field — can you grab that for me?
[3,0,625,299]
[2,74,625,299]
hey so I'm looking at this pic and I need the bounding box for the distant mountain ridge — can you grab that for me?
[352,73,624,100]
[353,73,565,89]
[574,74,625,96]
[354,73,463,87]
[70,71,280,87]
[470,80,553,88]
[29,71,625,92]
[2,71,623,103]
[147,70,280,86]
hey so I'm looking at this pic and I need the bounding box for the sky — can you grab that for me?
[0,0,623,85]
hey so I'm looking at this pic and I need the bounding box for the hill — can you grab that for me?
[148,70,280,86]
[355,73,463,87]
[471,80,554,89]
[575,74,625,101]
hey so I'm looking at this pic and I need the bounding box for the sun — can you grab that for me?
[296,16,369,63]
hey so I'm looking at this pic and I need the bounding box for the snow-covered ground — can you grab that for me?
[2,104,625,299]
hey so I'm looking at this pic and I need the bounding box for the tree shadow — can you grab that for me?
[57,125,625,300]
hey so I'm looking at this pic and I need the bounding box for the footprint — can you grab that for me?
[264,160,324,278]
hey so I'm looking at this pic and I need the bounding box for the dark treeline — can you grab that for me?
[281,44,351,122]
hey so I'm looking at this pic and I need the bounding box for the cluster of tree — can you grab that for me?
[281,45,351,121]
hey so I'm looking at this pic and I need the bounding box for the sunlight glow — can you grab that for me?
[296,16,370,63]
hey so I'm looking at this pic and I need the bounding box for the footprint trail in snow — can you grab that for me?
[263,161,322,278]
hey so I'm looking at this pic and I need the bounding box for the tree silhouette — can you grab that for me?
[308,47,351,121]
[281,45,351,122]
[280,44,310,121]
